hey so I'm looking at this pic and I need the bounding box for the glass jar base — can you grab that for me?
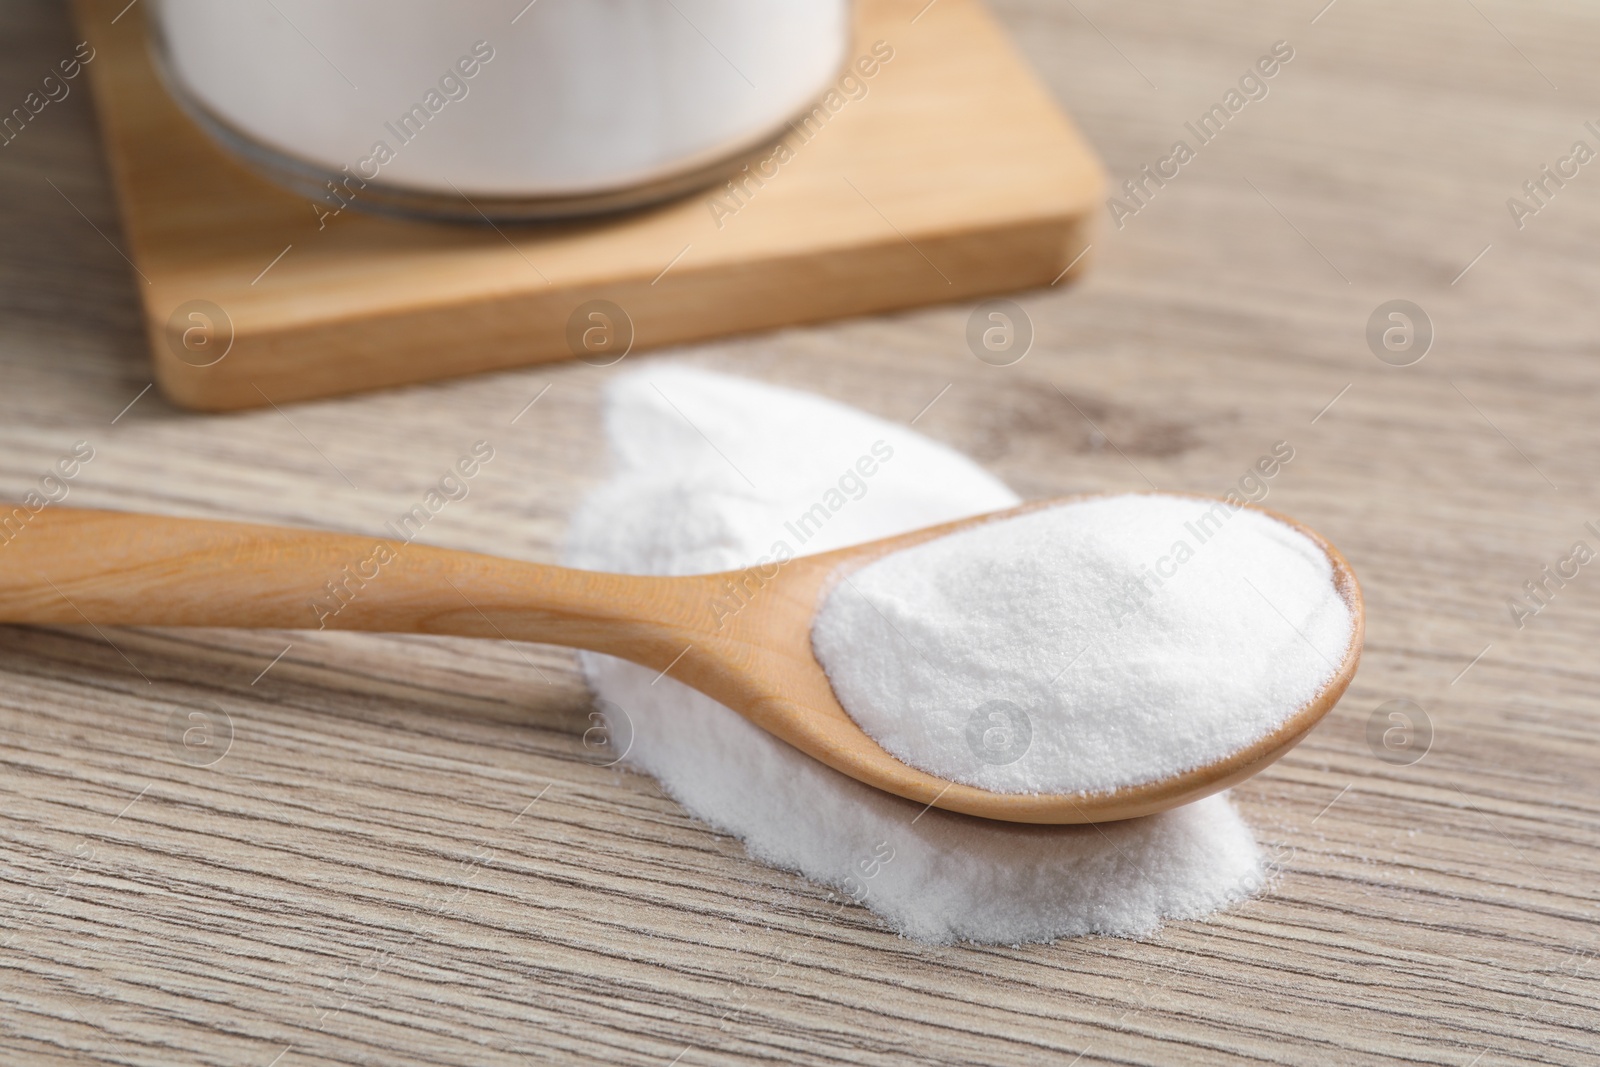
[147,32,813,224]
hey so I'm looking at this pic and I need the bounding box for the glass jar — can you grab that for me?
[148,0,851,220]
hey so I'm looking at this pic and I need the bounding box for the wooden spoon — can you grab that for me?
[0,498,1361,824]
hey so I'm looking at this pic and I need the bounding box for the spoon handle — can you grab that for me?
[0,508,713,665]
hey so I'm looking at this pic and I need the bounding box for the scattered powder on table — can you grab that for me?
[811,496,1353,796]
[565,365,1268,944]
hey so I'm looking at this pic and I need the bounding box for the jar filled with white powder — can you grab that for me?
[148,0,850,219]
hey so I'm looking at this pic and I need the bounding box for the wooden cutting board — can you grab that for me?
[75,0,1104,411]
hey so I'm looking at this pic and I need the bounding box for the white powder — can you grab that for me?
[812,495,1353,796]
[566,366,1267,943]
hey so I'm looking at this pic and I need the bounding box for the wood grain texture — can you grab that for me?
[2,0,1599,1065]
[73,0,1103,411]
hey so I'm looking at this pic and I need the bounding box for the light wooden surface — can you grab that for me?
[75,0,1101,411]
[3,0,1599,1064]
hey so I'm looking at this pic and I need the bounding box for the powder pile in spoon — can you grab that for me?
[567,365,1269,944]
[811,496,1354,796]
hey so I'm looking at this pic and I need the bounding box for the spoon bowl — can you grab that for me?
[0,498,1361,823]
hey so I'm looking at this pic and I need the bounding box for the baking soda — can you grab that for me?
[812,495,1353,796]
[566,366,1267,943]
[154,0,848,198]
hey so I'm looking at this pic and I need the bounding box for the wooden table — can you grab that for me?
[2,1,1596,1063]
